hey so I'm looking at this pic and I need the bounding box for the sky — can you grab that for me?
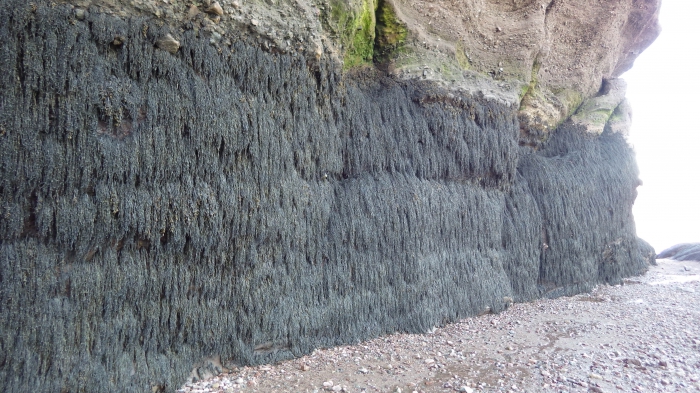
[623,0,700,252]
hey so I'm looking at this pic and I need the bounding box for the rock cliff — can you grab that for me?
[0,0,658,391]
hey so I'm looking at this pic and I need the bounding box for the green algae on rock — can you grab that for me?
[326,0,377,68]
[373,0,407,64]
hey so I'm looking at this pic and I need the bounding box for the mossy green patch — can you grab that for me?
[518,84,530,102]
[455,44,471,70]
[374,0,407,63]
[518,62,540,109]
[585,109,615,125]
[327,0,377,68]
[608,105,626,123]
[553,88,583,117]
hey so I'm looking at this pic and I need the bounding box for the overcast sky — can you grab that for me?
[623,0,700,252]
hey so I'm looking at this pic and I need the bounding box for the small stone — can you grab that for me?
[658,360,668,367]
[75,8,85,20]
[210,31,222,44]
[425,358,435,364]
[251,19,259,26]
[157,34,180,54]
[112,35,125,46]
[589,373,603,380]
[358,367,368,374]
[232,1,241,9]
[624,358,642,367]
[300,364,310,371]
[332,386,342,392]
[660,378,671,385]
[187,5,199,19]
[235,377,244,384]
[206,1,224,16]
[323,380,334,388]
[458,386,474,393]
[589,387,603,393]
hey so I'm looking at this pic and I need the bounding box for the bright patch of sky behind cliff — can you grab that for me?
[623,0,700,252]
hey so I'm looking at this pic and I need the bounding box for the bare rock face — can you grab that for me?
[373,0,660,140]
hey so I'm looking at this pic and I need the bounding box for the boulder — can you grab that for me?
[657,243,700,262]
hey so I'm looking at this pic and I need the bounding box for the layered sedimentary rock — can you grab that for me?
[0,0,658,392]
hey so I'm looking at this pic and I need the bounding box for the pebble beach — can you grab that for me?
[179,259,700,393]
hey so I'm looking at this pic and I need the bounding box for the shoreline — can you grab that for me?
[178,259,700,393]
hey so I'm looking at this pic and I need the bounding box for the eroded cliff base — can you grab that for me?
[178,258,700,393]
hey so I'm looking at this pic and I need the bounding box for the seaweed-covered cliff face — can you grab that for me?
[0,0,657,392]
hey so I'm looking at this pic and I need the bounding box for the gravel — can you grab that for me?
[178,259,700,393]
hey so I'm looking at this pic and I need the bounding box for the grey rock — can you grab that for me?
[206,2,224,16]
[157,34,180,54]
[657,243,700,262]
[210,31,222,44]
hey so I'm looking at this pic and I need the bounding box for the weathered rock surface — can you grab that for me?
[328,0,660,143]
[657,243,700,262]
[0,0,658,392]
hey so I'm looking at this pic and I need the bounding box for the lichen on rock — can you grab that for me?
[571,78,628,135]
